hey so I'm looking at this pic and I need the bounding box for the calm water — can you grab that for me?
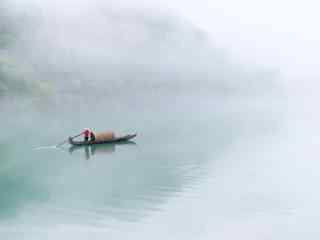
[2,88,316,239]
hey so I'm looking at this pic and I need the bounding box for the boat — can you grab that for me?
[69,133,137,146]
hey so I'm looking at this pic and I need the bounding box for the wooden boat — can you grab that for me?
[69,133,137,146]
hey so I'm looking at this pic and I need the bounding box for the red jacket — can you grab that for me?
[83,129,91,137]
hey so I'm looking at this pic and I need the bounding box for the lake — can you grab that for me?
[2,86,312,240]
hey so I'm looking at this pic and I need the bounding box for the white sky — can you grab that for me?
[163,0,320,78]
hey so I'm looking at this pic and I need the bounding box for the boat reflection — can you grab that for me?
[68,141,136,160]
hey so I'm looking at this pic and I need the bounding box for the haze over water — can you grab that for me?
[1,0,319,239]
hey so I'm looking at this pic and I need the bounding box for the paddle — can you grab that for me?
[56,133,82,147]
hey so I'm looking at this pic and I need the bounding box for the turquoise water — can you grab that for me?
[0,90,287,239]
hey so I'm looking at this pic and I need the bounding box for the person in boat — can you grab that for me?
[82,128,95,142]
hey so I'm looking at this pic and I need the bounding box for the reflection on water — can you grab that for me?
[68,141,136,160]
[0,93,277,236]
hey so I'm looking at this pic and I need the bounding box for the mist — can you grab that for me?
[0,0,279,99]
[4,0,319,240]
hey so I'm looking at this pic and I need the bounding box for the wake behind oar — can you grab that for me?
[32,131,84,150]
[32,145,59,150]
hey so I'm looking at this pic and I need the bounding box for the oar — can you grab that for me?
[56,133,82,147]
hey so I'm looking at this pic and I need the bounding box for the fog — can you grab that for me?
[1,0,319,239]
[2,0,319,93]
[1,0,280,98]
